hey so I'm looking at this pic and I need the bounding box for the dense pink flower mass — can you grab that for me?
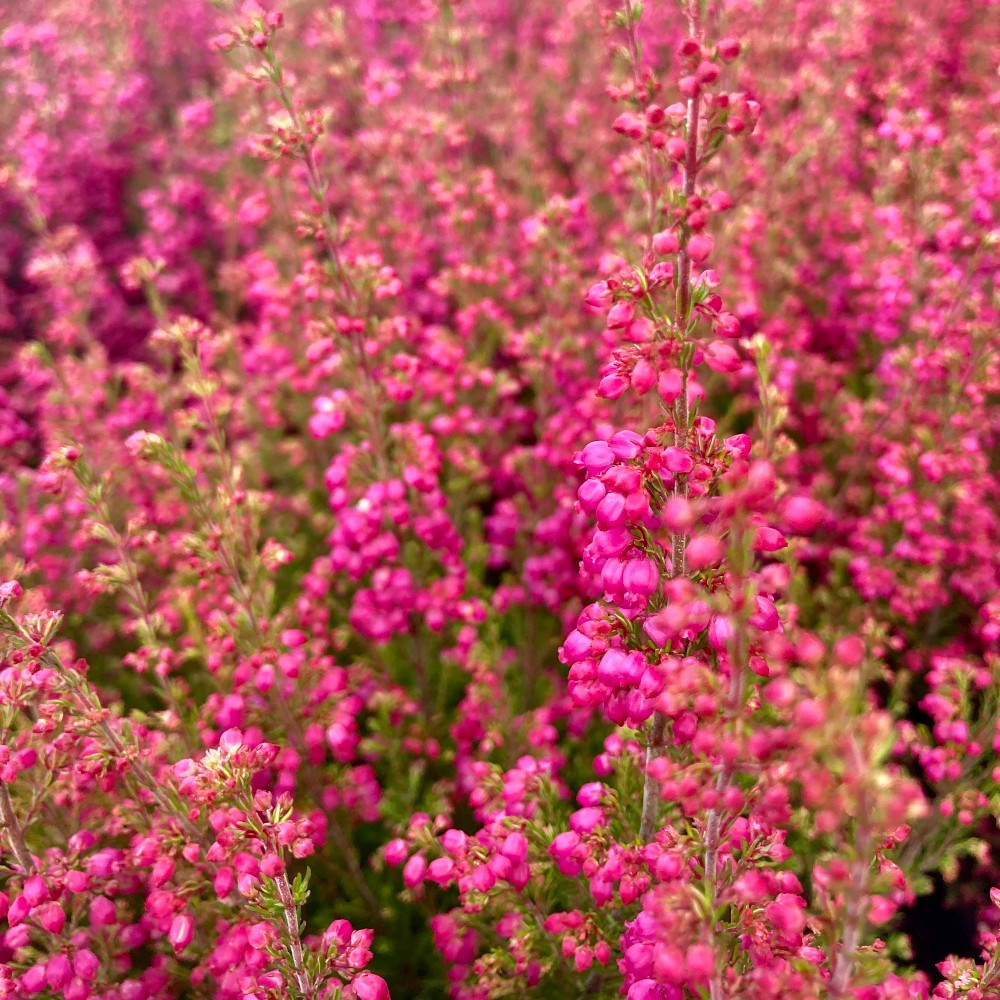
[0,0,998,997]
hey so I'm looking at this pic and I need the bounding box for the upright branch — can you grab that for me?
[218,7,392,480]
[639,0,705,846]
[0,781,34,874]
[273,871,314,996]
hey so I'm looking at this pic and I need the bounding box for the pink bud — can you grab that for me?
[169,913,194,953]
[779,495,826,535]
[90,896,116,926]
[20,963,47,995]
[658,369,683,402]
[835,635,865,668]
[578,441,616,475]
[65,870,89,893]
[624,489,650,522]
[597,373,628,399]
[8,893,31,926]
[686,944,715,981]
[631,359,656,395]
[663,447,694,474]
[260,853,285,878]
[561,630,592,664]
[585,282,613,309]
[696,60,719,84]
[608,431,643,460]
[748,595,780,631]
[623,557,659,597]
[595,491,627,529]
[643,611,674,648]
[237,871,259,896]
[718,37,741,61]
[662,497,695,533]
[612,112,647,140]
[150,857,174,888]
[569,807,605,834]
[724,434,752,458]
[766,894,806,936]
[353,973,391,1000]
[213,866,234,899]
[402,854,427,887]
[708,189,733,212]
[752,526,787,552]
[665,137,687,160]
[606,301,635,330]
[501,833,529,864]
[37,902,66,933]
[280,628,307,648]
[578,478,607,513]
[22,875,48,908]
[713,312,741,338]
[247,921,278,950]
[652,230,680,255]
[218,728,244,752]
[45,953,72,990]
[0,580,23,608]
[687,233,714,262]
[679,75,699,98]
[426,857,455,885]
[629,979,664,1000]
[686,535,724,570]
[384,839,408,867]
[624,318,652,343]
[703,341,741,373]
[73,949,99,982]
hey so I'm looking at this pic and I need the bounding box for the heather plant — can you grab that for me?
[1,0,999,998]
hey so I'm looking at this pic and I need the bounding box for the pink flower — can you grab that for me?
[687,233,714,262]
[402,854,427,888]
[45,953,71,990]
[247,921,278,950]
[702,341,741,373]
[21,875,48,908]
[168,913,194,953]
[653,230,680,255]
[0,580,23,608]
[72,950,99,982]
[260,853,285,878]
[613,112,647,140]
[352,973,391,1000]
[686,535,724,570]
[218,728,244,752]
[36,901,66,933]
[384,838,408,867]
[779,495,826,534]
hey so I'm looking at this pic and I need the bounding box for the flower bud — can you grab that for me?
[687,233,714,263]
[612,112,646,140]
[779,495,826,535]
[73,949,99,982]
[402,854,427,887]
[652,229,680,255]
[168,913,194,953]
[686,534,724,570]
[606,301,635,330]
[353,973,391,1000]
[37,902,66,933]
[703,341,741,373]
[718,37,741,61]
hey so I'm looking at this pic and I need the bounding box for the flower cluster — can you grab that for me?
[0,0,998,997]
